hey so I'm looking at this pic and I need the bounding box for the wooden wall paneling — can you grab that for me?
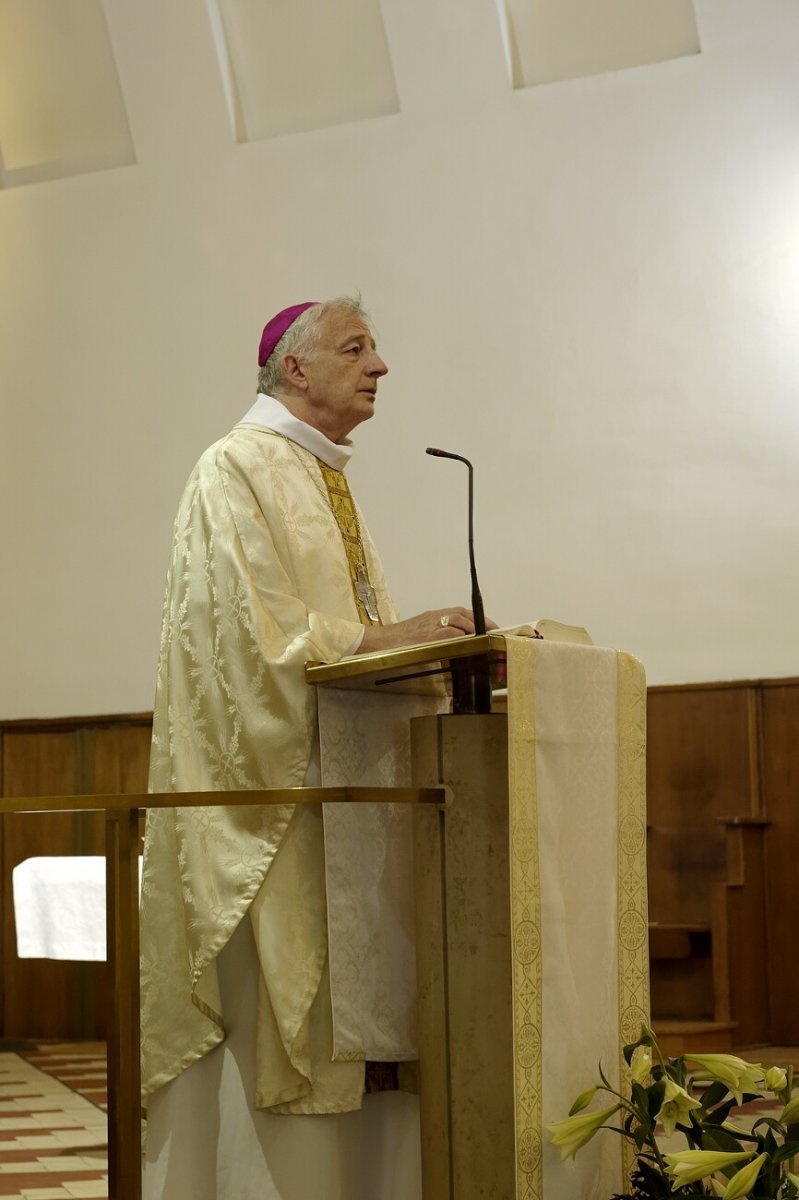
[646,686,759,929]
[647,826,727,927]
[1,730,93,1039]
[91,723,152,796]
[760,684,799,1044]
[0,719,153,1041]
[647,684,765,1044]
[0,732,4,1032]
[713,821,770,1047]
[0,680,792,1054]
[2,729,80,796]
[747,687,765,816]
[647,685,761,824]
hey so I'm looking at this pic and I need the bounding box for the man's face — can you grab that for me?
[297,308,388,443]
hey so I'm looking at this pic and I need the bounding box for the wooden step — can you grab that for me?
[653,1019,737,1057]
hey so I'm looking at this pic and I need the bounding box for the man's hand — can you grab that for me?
[357,608,498,654]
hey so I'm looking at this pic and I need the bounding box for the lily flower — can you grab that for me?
[780,1093,799,1125]
[664,1149,754,1187]
[656,1078,702,1137]
[721,1152,767,1199]
[764,1066,787,1093]
[546,1102,621,1160]
[630,1044,653,1084]
[689,1054,764,1102]
[568,1085,598,1115]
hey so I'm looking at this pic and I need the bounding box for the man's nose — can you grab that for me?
[368,352,388,377]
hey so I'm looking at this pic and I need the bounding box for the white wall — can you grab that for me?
[2,0,798,718]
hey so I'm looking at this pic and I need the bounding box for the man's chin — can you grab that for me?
[338,404,375,440]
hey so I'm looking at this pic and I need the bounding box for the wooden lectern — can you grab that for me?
[307,632,649,1200]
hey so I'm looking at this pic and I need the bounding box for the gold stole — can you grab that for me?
[317,462,382,626]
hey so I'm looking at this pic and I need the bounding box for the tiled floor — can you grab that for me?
[1,1040,797,1199]
[0,1045,107,1200]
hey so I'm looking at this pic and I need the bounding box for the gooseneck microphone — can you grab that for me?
[425,447,486,636]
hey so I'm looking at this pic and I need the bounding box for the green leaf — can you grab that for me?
[751,1116,784,1139]
[772,1139,799,1164]
[636,1158,674,1199]
[673,1121,701,1148]
[647,1079,666,1120]
[700,1125,745,1154]
[705,1123,757,1145]
[622,1037,641,1067]
[699,1080,729,1110]
[705,1098,736,1126]
[630,1081,652,1114]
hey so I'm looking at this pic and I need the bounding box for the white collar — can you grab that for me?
[237,393,353,471]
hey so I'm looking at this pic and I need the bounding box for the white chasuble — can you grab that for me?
[140,426,397,1113]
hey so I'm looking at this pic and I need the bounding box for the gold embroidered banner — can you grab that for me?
[506,638,648,1199]
[506,637,544,1195]
[617,651,650,1179]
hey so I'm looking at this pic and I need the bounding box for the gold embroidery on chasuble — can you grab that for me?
[317,461,382,626]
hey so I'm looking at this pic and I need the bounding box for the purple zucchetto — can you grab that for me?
[258,301,318,367]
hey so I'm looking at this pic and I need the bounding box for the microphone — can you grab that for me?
[425,447,486,636]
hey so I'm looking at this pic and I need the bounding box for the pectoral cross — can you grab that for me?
[355,566,380,624]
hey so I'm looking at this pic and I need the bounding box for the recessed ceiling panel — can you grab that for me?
[0,0,134,187]
[500,0,700,88]
[210,0,399,142]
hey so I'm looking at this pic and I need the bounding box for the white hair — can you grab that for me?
[256,294,370,396]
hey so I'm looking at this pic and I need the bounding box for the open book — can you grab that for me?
[497,619,593,646]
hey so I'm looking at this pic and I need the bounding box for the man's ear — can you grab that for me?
[281,354,308,390]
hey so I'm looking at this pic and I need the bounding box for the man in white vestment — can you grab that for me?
[140,296,488,1200]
